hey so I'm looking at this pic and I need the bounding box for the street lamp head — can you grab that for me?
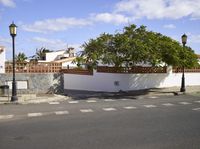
[181,34,187,45]
[9,22,17,37]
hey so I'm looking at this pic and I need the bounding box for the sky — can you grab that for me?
[0,0,200,60]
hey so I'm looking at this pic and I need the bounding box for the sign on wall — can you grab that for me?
[6,80,28,89]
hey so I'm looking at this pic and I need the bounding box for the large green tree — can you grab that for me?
[76,24,199,68]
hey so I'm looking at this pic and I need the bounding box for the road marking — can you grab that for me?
[86,100,97,103]
[0,115,14,120]
[143,105,157,108]
[55,111,69,115]
[149,96,158,99]
[194,100,200,103]
[192,108,200,111]
[68,101,79,104]
[124,106,137,109]
[80,109,93,113]
[28,113,43,117]
[104,99,116,102]
[103,108,116,111]
[179,102,191,105]
[121,99,129,101]
[49,102,60,105]
[162,103,174,106]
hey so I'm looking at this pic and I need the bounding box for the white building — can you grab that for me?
[38,47,77,68]
[0,46,5,73]
[54,57,77,68]
[45,47,75,62]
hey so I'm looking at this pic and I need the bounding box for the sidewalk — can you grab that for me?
[65,86,200,100]
[0,94,69,105]
[0,86,199,104]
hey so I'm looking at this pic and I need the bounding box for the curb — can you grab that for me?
[0,94,69,105]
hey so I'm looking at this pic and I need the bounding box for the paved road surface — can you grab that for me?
[0,94,200,149]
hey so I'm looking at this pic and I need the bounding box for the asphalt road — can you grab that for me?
[0,94,200,149]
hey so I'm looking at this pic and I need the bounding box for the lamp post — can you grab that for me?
[180,34,187,92]
[9,22,18,102]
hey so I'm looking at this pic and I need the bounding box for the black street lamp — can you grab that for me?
[180,34,187,92]
[9,22,18,102]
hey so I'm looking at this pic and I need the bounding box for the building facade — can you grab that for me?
[0,46,5,73]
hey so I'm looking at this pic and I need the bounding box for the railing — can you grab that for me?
[61,68,93,75]
[97,66,167,73]
[173,67,200,73]
[5,62,62,73]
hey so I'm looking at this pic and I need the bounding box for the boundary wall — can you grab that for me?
[64,68,200,92]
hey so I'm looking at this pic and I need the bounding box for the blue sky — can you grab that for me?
[0,0,200,59]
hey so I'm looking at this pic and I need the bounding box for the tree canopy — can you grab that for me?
[76,24,199,68]
[15,52,27,63]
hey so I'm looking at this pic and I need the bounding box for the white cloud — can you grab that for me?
[92,13,130,25]
[163,24,176,29]
[22,17,92,33]
[22,13,131,33]
[31,37,81,50]
[0,36,11,44]
[115,0,200,20]
[32,37,68,48]
[190,34,200,43]
[0,0,15,7]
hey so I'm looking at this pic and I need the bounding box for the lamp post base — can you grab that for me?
[11,96,18,102]
[180,88,186,92]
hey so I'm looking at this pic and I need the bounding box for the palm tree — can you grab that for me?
[35,47,52,60]
[15,52,27,63]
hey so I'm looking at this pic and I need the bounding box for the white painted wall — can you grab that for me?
[46,50,65,62]
[62,61,77,68]
[0,46,5,73]
[64,68,200,92]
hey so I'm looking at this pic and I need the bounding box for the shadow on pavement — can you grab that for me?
[64,88,179,101]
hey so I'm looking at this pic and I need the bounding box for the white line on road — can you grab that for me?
[68,101,79,104]
[0,115,14,120]
[192,107,200,111]
[103,108,117,111]
[80,109,94,113]
[194,100,200,103]
[55,111,69,115]
[28,113,43,117]
[149,96,158,99]
[179,102,191,105]
[104,99,116,102]
[86,100,97,103]
[49,102,60,105]
[121,99,130,101]
[143,105,157,108]
[162,103,174,106]
[124,106,137,109]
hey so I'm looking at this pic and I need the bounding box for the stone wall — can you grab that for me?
[0,73,64,94]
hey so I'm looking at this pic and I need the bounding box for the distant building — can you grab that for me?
[45,47,75,62]
[39,47,77,68]
[0,46,5,73]
[197,54,200,64]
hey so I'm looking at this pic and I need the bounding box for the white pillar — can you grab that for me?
[167,66,173,74]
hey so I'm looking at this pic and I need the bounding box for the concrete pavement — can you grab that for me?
[0,86,200,104]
